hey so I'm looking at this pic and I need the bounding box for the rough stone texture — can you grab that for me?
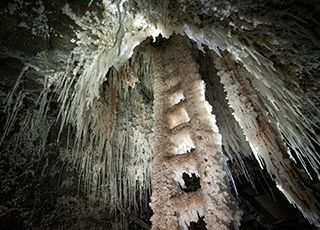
[151,36,240,229]
[0,0,319,229]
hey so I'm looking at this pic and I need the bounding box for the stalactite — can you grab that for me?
[184,23,320,181]
[52,4,171,225]
[1,66,29,146]
[2,2,319,228]
[216,53,320,227]
[200,51,255,187]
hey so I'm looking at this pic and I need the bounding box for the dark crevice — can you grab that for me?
[180,173,201,193]
[188,215,207,230]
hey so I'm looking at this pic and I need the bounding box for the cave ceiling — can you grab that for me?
[0,0,319,229]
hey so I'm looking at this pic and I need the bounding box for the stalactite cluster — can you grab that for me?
[216,53,320,227]
[1,0,319,229]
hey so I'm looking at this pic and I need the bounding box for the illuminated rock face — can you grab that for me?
[150,36,240,230]
[216,53,320,227]
[1,0,320,229]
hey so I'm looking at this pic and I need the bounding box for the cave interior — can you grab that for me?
[0,0,320,229]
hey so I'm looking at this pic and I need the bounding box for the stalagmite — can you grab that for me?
[150,36,240,230]
[216,53,320,227]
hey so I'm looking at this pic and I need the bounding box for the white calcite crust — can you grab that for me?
[150,36,241,230]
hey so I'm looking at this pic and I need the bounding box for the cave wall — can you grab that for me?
[0,0,320,229]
